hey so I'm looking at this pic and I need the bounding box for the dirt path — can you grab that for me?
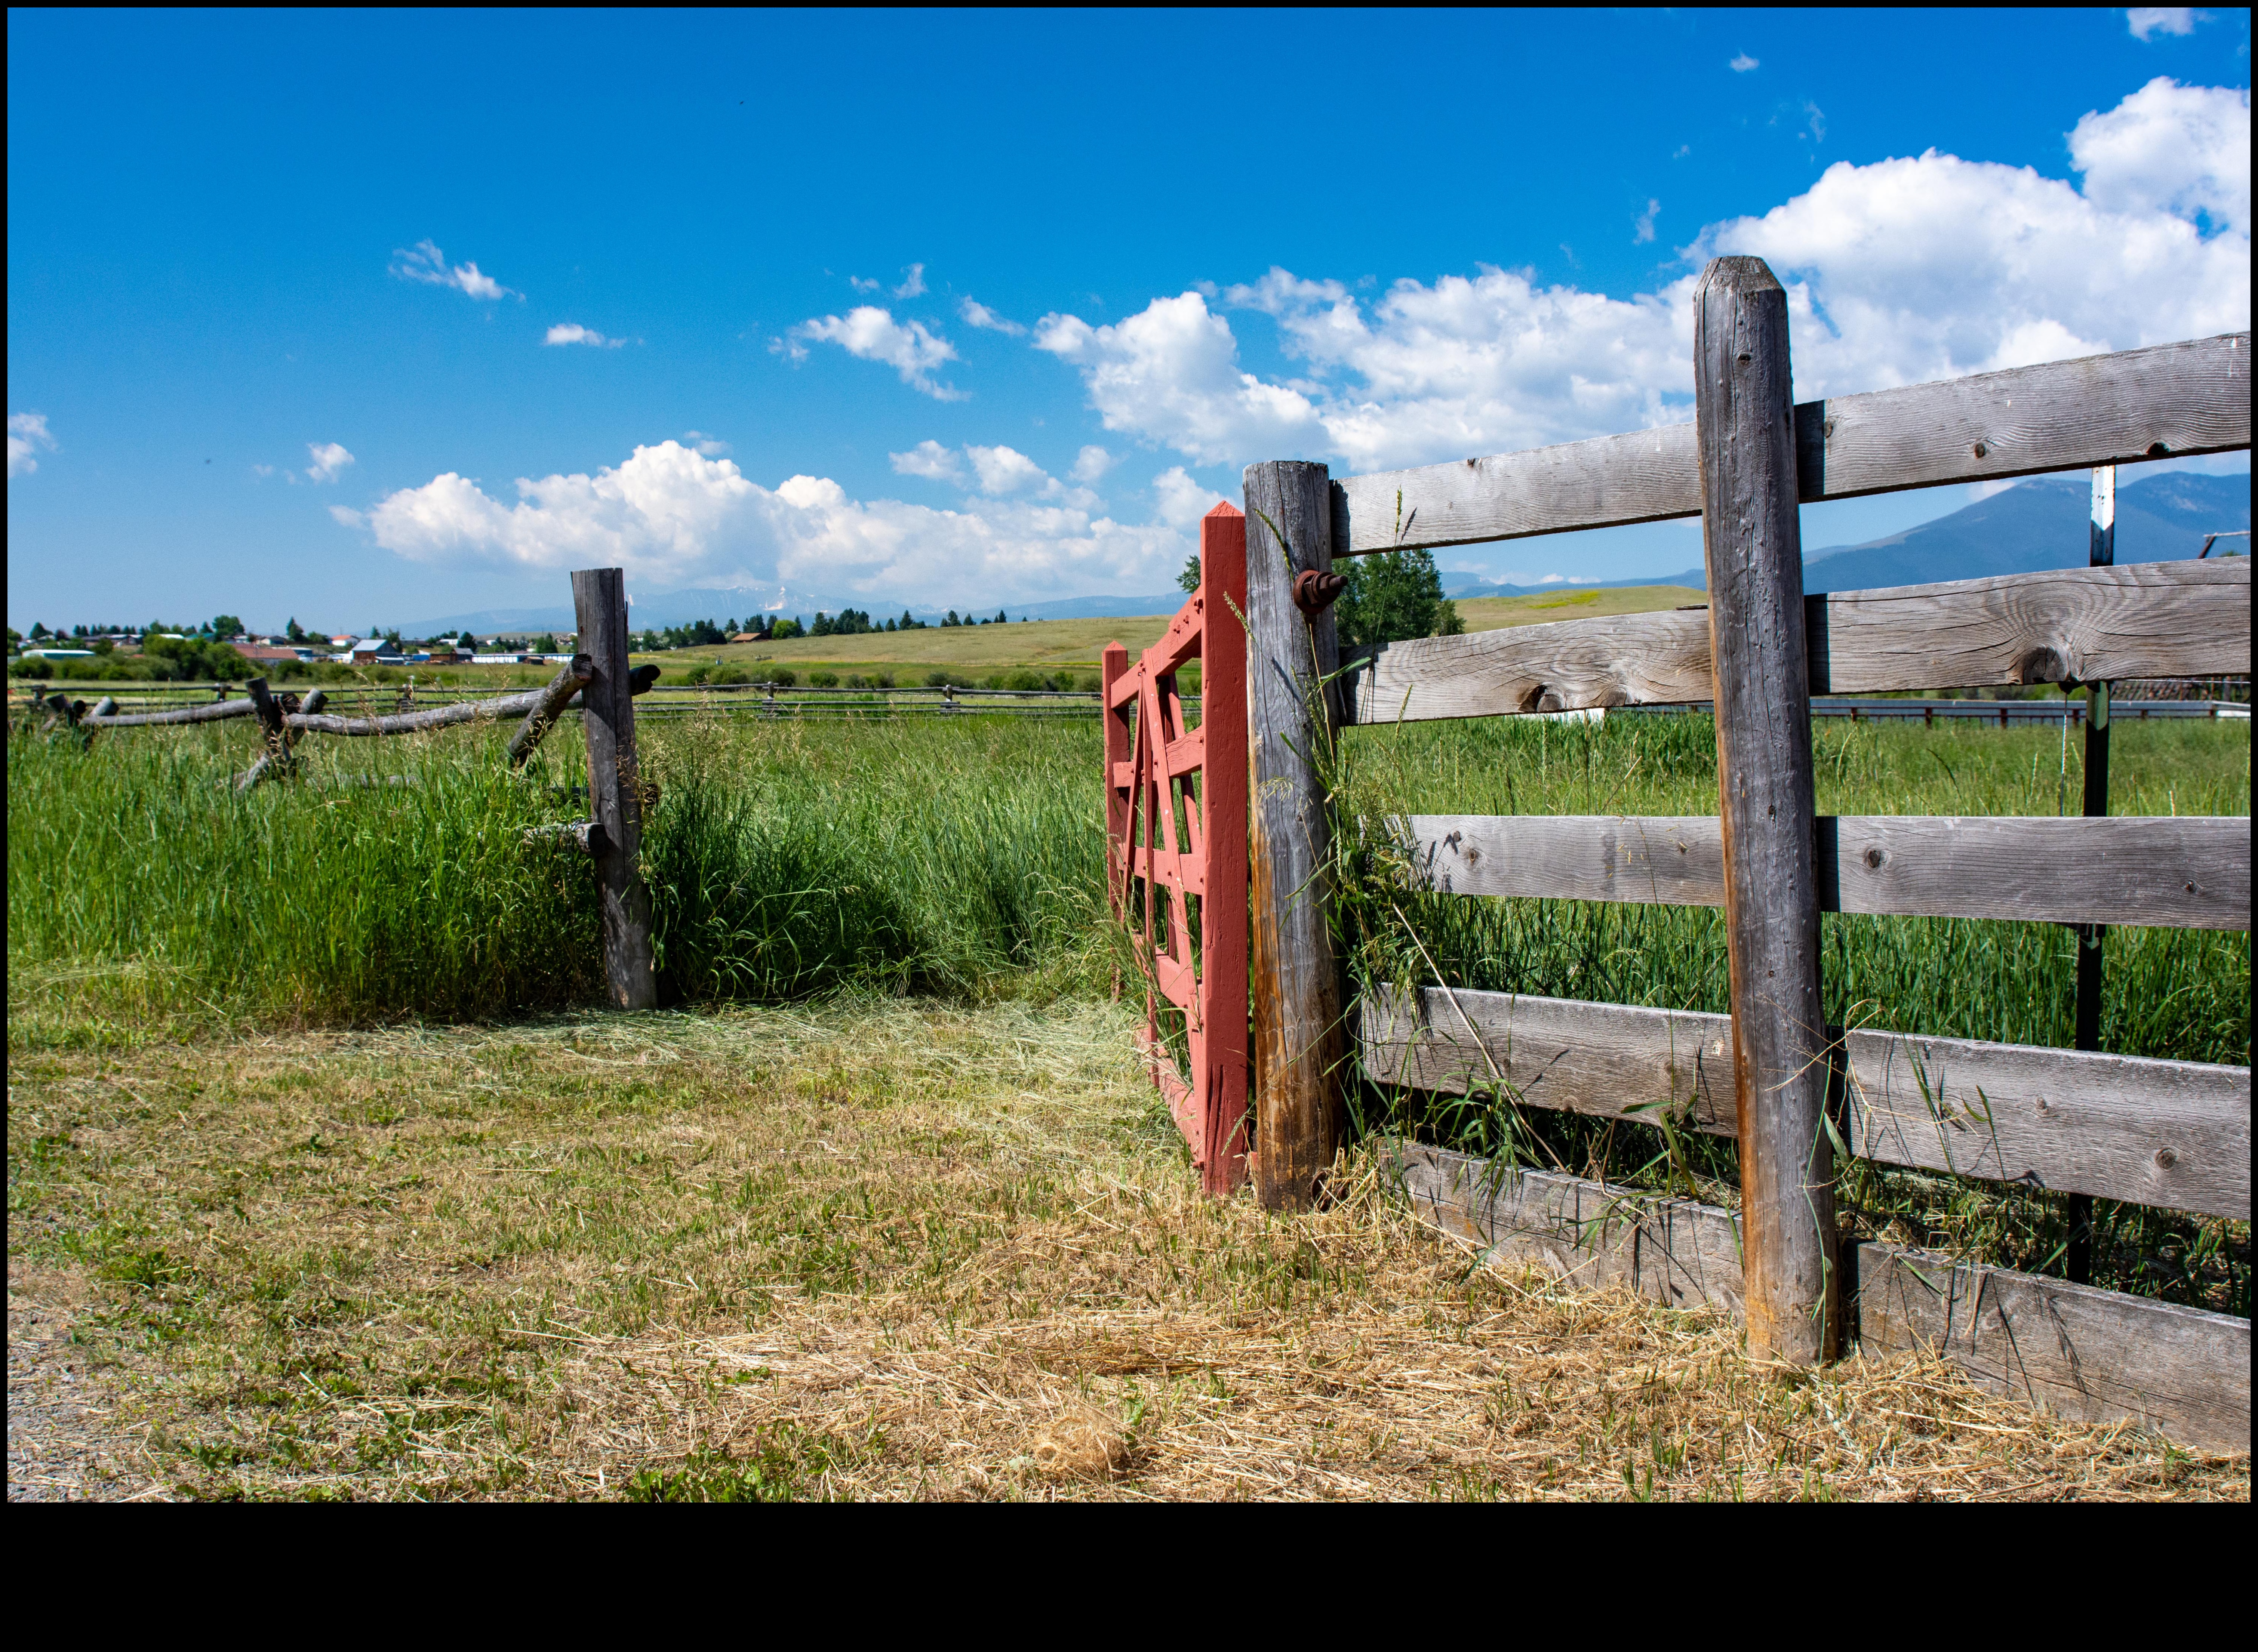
[6,1261,167,1501]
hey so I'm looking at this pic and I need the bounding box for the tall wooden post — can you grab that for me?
[1694,256,1836,1364]
[1243,460,1345,1209]
[571,568,658,1010]
[2068,464,2116,1284]
[1198,503,1252,1191]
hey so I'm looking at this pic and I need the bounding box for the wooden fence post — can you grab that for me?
[1243,460,1345,1209]
[1694,256,1837,1364]
[2068,464,2116,1283]
[571,568,658,1010]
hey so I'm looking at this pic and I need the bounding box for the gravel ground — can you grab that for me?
[7,1261,166,1502]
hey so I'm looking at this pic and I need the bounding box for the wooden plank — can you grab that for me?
[1393,1137,2251,1452]
[1842,1027,2249,1222]
[1362,986,1737,1135]
[1806,558,2250,694]
[1800,333,2251,506]
[1364,985,2251,1218]
[1697,255,1836,1364]
[1400,813,2251,931]
[521,819,609,856]
[1348,559,2251,721]
[1394,1143,1746,1315]
[1855,1242,2250,1454]
[1335,332,2251,556]
[572,568,658,1010]
[1245,460,1347,1210]
[1196,504,1252,1196]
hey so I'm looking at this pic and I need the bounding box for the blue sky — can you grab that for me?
[6,7,2250,632]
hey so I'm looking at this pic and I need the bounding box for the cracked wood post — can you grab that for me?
[1695,256,1837,1365]
[1243,460,1345,1209]
[572,567,658,1009]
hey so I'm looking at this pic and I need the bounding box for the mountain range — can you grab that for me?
[1444,469,2250,600]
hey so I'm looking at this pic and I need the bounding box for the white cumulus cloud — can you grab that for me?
[1070,444,1117,484]
[1034,292,1325,465]
[2128,8,2200,40]
[894,263,927,299]
[336,439,1190,606]
[784,305,965,400]
[960,297,1027,335]
[1031,80,2249,477]
[2070,76,2248,235]
[1151,467,1228,528]
[7,412,56,478]
[545,322,627,348]
[305,441,356,484]
[683,431,731,457]
[390,239,518,302]
[966,444,1052,496]
[1729,53,1759,72]
[1634,198,1661,243]
[890,439,964,481]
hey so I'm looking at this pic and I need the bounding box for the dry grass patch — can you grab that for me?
[7,998,2246,1501]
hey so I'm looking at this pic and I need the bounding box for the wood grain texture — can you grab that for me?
[1363,985,2251,1218]
[1399,813,2252,931]
[572,568,658,1011]
[1396,1143,1746,1315]
[1347,559,2251,721]
[1698,256,1835,1364]
[1855,1242,2250,1454]
[1244,460,1347,1210]
[1195,506,1252,1195]
[1363,986,1737,1135]
[1843,1028,2249,1221]
[1335,332,2250,555]
[1393,1137,2250,1452]
[1799,333,2251,505]
[1809,557,2250,692]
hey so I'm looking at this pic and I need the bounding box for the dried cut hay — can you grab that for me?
[8,998,2247,1501]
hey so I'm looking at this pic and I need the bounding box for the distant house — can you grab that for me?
[338,638,406,664]
[729,631,764,644]
[17,647,95,659]
[237,644,313,665]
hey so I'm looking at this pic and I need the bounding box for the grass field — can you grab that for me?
[8,702,2249,1497]
[8,997,2244,1500]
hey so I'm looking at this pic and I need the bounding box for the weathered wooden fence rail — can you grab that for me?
[1240,276,2249,1445]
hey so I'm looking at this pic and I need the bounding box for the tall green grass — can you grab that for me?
[1336,711,2251,1065]
[7,710,1109,1025]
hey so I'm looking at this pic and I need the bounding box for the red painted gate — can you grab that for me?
[1102,503,1249,1195]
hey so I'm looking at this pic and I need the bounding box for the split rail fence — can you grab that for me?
[1232,263,2249,1451]
[22,567,662,1010]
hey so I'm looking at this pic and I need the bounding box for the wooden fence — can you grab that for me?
[19,567,660,1010]
[1242,262,2250,1449]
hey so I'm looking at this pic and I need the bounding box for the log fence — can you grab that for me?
[1239,274,2249,1447]
[15,568,659,1010]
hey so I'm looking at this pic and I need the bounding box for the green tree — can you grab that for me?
[284,617,306,642]
[211,614,246,638]
[1178,553,1201,594]
[1333,548,1463,648]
